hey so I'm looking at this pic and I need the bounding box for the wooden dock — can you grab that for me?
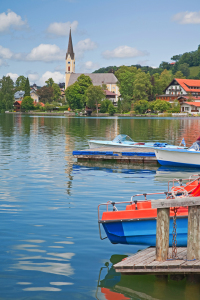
[73,146,157,164]
[114,247,200,275]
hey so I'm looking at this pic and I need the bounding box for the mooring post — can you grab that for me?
[156,208,170,261]
[187,205,200,260]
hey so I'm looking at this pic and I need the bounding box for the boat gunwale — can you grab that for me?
[99,215,187,223]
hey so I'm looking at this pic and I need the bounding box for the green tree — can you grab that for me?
[178,63,190,78]
[24,77,30,97]
[133,70,152,101]
[15,75,26,91]
[167,100,181,113]
[117,98,122,113]
[37,86,54,103]
[108,103,115,115]
[86,85,105,113]
[65,75,92,110]
[100,99,111,113]
[171,55,182,62]
[0,76,14,111]
[21,96,34,111]
[159,61,171,70]
[150,99,171,113]
[45,78,54,87]
[115,66,138,99]
[134,100,149,114]
[159,70,173,92]
[174,71,185,79]
[52,83,61,101]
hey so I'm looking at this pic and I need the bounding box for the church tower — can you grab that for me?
[65,28,75,89]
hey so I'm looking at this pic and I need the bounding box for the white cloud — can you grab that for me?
[102,45,148,59]
[6,72,19,82]
[26,44,64,62]
[173,11,200,24]
[79,61,99,72]
[0,45,13,59]
[39,71,65,85]
[27,73,40,84]
[75,38,97,59]
[47,21,78,36]
[0,10,27,32]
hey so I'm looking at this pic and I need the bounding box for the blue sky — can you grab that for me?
[0,0,200,85]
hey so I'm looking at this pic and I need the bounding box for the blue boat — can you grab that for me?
[98,175,200,246]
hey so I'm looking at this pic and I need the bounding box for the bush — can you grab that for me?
[108,103,115,116]
[134,100,149,114]
[21,96,34,111]
[58,105,69,111]
[150,99,171,113]
[100,99,111,113]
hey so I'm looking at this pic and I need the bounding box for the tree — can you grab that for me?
[108,103,115,115]
[24,77,30,97]
[133,70,152,101]
[134,100,149,114]
[150,99,171,113]
[45,78,54,87]
[52,83,61,101]
[178,63,190,78]
[100,99,111,113]
[171,55,182,62]
[37,86,54,103]
[65,74,93,110]
[174,71,185,79]
[15,75,26,91]
[115,66,138,99]
[86,85,105,113]
[21,96,34,111]
[159,70,173,92]
[0,76,14,111]
[159,61,171,70]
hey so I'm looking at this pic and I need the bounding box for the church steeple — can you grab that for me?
[66,28,74,60]
[65,28,75,89]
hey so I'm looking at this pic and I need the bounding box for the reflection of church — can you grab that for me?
[65,29,120,105]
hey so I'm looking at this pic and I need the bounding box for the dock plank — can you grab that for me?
[114,247,200,274]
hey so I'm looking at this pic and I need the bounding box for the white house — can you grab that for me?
[181,102,200,114]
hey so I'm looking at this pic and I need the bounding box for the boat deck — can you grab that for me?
[73,147,157,164]
[114,247,200,275]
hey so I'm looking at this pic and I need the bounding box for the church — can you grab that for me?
[65,29,120,105]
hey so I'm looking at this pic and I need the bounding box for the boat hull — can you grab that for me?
[155,149,200,167]
[102,217,188,246]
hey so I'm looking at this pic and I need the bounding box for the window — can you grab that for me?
[68,66,70,71]
[185,107,189,111]
[68,62,70,64]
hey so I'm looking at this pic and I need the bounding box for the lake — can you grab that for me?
[0,114,200,300]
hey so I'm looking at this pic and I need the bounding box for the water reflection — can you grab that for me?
[97,255,200,300]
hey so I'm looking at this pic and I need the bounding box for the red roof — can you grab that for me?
[14,100,22,104]
[34,101,45,107]
[175,78,200,92]
[179,96,200,100]
[184,102,200,107]
[170,62,175,65]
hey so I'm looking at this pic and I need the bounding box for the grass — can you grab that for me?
[189,66,200,77]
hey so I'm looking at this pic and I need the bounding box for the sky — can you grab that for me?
[0,0,200,85]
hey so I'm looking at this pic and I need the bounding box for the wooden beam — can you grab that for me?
[187,206,200,260]
[156,208,170,261]
[151,197,200,209]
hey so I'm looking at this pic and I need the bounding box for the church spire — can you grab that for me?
[66,28,74,60]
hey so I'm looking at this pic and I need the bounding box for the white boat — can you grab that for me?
[155,139,200,167]
[88,134,186,150]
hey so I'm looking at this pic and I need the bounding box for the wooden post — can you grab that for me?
[156,208,170,261]
[187,206,200,260]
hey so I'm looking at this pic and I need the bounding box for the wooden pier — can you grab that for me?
[73,147,157,164]
[114,196,200,278]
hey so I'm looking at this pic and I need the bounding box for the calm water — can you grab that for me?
[0,114,200,300]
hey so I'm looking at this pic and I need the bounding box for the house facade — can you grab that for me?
[156,78,200,103]
[65,29,120,104]
[181,102,200,114]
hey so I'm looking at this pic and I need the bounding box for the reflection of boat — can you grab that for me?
[98,175,200,246]
[155,138,200,167]
[88,134,186,150]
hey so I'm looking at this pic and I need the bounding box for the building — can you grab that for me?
[181,102,200,114]
[14,90,25,101]
[65,29,120,104]
[30,90,40,103]
[156,78,200,103]
[14,100,45,112]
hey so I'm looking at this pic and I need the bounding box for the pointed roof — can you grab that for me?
[66,28,74,60]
